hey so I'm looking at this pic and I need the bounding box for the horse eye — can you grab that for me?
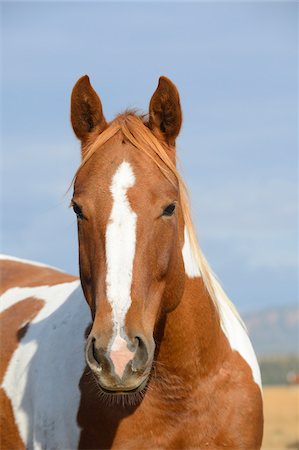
[162,203,176,217]
[73,203,83,220]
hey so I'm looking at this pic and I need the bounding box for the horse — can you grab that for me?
[0,75,263,449]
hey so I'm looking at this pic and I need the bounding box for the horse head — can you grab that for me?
[71,75,187,395]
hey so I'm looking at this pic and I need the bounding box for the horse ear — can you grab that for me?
[149,76,182,145]
[71,75,107,144]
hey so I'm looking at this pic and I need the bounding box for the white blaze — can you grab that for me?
[105,161,136,376]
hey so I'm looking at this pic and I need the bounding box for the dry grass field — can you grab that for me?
[262,386,299,450]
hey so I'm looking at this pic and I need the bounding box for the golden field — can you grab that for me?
[262,386,299,450]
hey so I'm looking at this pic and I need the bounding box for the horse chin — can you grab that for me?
[91,377,149,406]
[98,377,148,396]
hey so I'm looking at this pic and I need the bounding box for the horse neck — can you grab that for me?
[155,276,228,382]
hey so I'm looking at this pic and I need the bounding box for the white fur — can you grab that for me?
[0,254,65,273]
[182,227,201,278]
[105,161,136,374]
[1,280,90,449]
[216,290,262,389]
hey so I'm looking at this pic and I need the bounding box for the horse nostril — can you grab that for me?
[86,336,102,371]
[133,335,149,371]
[91,338,100,364]
[134,336,141,348]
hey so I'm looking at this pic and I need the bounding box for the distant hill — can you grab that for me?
[244,304,299,358]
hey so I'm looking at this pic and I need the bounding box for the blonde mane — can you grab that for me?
[74,113,245,328]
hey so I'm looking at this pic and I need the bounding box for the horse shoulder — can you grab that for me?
[165,352,263,449]
[209,296,264,448]
[167,295,264,449]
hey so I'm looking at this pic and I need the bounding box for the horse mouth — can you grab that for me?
[97,377,149,396]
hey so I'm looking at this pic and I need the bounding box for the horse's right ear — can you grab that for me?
[71,75,107,145]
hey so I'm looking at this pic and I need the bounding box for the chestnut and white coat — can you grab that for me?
[0,75,263,450]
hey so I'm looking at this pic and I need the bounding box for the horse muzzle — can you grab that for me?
[85,333,154,394]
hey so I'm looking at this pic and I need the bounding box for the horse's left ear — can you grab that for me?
[149,76,182,146]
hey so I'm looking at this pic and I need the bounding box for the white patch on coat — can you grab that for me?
[182,227,201,278]
[0,254,65,273]
[105,161,136,376]
[217,292,262,390]
[1,280,90,449]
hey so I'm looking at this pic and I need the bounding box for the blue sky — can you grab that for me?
[1,2,297,313]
